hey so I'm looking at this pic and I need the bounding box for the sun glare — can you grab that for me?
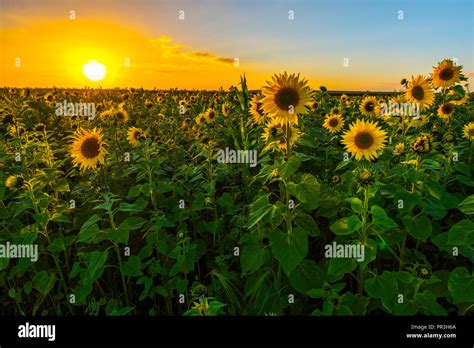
[82,61,106,81]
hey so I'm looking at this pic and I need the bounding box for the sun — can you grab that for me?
[82,61,106,81]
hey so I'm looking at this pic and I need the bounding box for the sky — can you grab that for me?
[1,0,473,90]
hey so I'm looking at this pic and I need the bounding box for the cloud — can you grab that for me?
[149,36,234,65]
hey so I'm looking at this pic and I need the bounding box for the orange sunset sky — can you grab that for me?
[1,0,472,91]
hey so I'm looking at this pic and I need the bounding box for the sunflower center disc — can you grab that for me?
[442,104,453,114]
[275,87,300,111]
[411,85,425,100]
[354,132,374,149]
[439,68,454,81]
[365,102,374,112]
[81,137,100,158]
[329,119,339,127]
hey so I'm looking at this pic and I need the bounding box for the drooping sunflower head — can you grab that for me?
[249,95,266,124]
[405,75,435,109]
[341,119,388,161]
[127,127,145,147]
[360,96,378,116]
[261,72,312,125]
[463,122,474,140]
[221,103,231,117]
[431,59,462,88]
[323,114,345,133]
[437,103,455,119]
[356,168,375,187]
[69,128,107,170]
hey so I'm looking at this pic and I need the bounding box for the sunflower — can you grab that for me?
[127,127,145,147]
[405,75,435,109]
[8,124,25,137]
[412,136,430,154]
[181,119,191,129]
[437,103,455,119]
[392,143,405,156]
[34,123,46,132]
[195,113,207,126]
[431,59,462,89]
[261,118,300,152]
[401,159,418,166]
[205,108,217,123]
[340,94,349,104]
[391,94,407,104]
[99,108,115,118]
[341,119,387,161]
[249,95,266,124]
[360,96,378,116]
[69,128,107,170]
[357,168,375,187]
[305,101,319,111]
[463,122,474,140]
[261,72,312,125]
[261,118,282,142]
[115,109,129,123]
[221,103,231,117]
[329,107,340,115]
[5,175,23,189]
[323,114,345,133]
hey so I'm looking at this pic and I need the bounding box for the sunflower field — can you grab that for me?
[1,60,473,317]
